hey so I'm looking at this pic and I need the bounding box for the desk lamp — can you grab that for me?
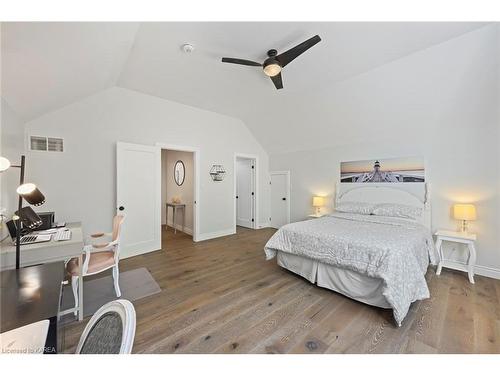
[0,155,45,268]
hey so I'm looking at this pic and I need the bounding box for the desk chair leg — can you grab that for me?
[78,254,84,321]
[112,264,121,297]
[71,275,79,316]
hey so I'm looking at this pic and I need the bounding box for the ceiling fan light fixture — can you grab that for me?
[263,62,281,77]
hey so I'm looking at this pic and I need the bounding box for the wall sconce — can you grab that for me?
[209,165,226,182]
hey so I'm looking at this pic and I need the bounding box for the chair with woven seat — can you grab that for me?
[67,215,125,315]
[76,299,136,354]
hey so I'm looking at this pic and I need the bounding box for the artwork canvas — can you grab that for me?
[340,157,424,183]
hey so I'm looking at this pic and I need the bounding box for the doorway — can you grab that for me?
[270,171,290,229]
[160,146,197,242]
[234,154,258,230]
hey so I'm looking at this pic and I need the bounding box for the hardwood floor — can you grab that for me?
[61,226,500,354]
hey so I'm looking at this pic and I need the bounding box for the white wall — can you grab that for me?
[161,149,194,233]
[1,98,24,216]
[271,25,500,277]
[24,87,270,239]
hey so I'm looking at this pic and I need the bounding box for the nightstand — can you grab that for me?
[307,213,325,219]
[435,230,477,284]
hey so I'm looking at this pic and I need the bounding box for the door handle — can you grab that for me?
[282,198,286,201]
[118,206,125,211]
[236,196,239,199]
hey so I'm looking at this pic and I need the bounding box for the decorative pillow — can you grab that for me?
[335,201,375,215]
[372,203,423,220]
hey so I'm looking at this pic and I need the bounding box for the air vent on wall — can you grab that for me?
[30,136,64,152]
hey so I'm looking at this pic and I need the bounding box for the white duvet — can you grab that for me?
[264,212,437,326]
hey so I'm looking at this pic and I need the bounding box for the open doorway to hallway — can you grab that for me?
[161,149,195,243]
[234,154,258,230]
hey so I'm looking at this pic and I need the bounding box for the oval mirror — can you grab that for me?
[174,160,185,186]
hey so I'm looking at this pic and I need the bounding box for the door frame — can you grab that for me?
[156,142,200,242]
[270,170,291,228]
[234,153,259,230]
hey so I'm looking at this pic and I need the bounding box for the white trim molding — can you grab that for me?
[196,228,236,242]
[473,264,500,280]
[437,259,500,280]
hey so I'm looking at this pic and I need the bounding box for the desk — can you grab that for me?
[166,203,186,234]
[0,222,85,320]
[0,320,50,354]
[1,262,65,353]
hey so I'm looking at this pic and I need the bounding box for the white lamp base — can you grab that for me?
[460,220,469,233]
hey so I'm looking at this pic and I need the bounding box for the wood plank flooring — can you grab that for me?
[60,226,500,353]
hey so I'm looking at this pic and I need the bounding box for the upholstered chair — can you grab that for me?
[67,215,125,315]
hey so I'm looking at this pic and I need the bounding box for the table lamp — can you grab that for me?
[0,155,45,268]
[312,196,325,215]
[453,203,476,233]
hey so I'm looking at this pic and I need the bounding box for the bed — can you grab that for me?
[264,183,436,326]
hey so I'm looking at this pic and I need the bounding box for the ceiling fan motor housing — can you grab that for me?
[267,49,278,57]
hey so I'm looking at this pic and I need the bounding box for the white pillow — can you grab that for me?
[372,203,423,220]
[335,201,375,215]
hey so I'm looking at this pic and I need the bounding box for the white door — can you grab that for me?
[236,158,255,228]
[117,142,161,258]
[270,171,290,229]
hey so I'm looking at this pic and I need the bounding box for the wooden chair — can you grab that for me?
[76,299,136,354]
[66,215,125,315]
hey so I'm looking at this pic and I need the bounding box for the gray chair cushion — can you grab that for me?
[80,312,123,354]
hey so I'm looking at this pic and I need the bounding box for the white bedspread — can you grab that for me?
[264,212,436,326]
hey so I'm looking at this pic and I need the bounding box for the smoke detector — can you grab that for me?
[182,43,194,53]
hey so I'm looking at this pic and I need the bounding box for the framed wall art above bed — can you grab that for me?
[340,156,425,183]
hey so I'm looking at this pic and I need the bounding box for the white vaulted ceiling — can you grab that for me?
[1,22,140,120]
[1,22,489,153]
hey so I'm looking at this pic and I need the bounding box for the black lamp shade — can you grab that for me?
[16,183,46,206]
[15,206,42,230]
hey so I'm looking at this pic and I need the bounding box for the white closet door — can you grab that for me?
[116,142,161,258]
[236,158,254,228]
[270,171,290,229]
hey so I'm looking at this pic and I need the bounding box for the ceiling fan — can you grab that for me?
[221,35,321,90]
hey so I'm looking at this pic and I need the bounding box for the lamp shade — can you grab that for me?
[15,206,42,230]
[0,156,10,172]
[312,196,325,207]
[453,204,476,221]
[17,183,46,206]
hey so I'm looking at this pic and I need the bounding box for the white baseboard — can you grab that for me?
[196,228,236,242]
[166,221,193,235]
[258,222,271,229]
[440,259,500,280]
[474,264,500,280]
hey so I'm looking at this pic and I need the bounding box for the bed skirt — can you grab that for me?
[277,251,391,309]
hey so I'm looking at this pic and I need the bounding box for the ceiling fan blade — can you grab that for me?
[275,35,321,68]
[221,57,262,67]
[270,72,283,90]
